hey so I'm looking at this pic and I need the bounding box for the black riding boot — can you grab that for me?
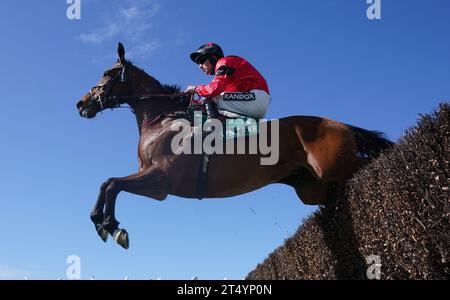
[204,98,221,120]
[203,98,222,132]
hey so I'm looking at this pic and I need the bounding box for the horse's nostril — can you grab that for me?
[76,101,84,109]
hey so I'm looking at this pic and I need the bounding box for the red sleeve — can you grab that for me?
[195,75,230,98]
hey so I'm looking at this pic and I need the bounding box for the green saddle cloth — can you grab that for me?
[223,117,259,140]
[191,110,259,140]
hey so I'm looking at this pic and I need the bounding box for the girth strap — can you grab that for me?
[197,153,211,200]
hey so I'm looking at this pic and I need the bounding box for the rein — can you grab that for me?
[90,62,189,111]
[89,63,200,126]
[97,93,189,106]
[97,93,191,129]
[95,93,190,116]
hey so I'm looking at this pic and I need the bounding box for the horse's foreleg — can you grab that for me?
[90,179,113,242]
[100,168,169,249]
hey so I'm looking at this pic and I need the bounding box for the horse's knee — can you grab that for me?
[105,181,120,197]
[100,178,115,192]
[100,182,109,191]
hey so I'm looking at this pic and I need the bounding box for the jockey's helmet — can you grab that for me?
[190,43,224,65]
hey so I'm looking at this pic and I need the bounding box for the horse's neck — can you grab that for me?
[132,100,162,134]
[129,70,164,134]
[129,68,185,135]
[133,71,164,96]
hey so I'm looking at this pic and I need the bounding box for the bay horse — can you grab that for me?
[76,43,393,249]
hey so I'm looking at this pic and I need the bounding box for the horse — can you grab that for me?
[76,43,393,249]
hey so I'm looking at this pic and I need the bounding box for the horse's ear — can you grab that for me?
[118,42,126,64]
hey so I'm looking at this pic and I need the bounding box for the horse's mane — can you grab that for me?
[127,61,181,94]
[162,84,181,94]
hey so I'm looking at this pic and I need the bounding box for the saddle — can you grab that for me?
[185,104,259,140]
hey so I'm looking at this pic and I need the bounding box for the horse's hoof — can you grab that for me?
[113,229,129,249]
[95,224,108,243]
[99,229,109,243]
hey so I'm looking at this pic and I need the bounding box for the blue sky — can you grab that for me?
[0,0,449,279]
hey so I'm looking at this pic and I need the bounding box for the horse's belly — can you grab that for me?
[205,156,297,198]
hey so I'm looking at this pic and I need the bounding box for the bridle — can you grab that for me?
[87,63,189,114]
[88,63,129,112]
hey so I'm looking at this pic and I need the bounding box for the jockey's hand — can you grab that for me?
[185,85,197,95]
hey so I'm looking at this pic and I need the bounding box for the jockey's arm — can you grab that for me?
[194,65,233,98]
[195,76,229,99]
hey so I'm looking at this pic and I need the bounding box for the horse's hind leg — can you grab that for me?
[279,167,331,205]
[294,177,332,205]
[100,168,169,249]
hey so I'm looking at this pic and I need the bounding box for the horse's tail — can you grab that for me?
[347,125,394,159]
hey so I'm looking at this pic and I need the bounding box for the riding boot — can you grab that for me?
[204,98,221,120]
[203,98,222,132]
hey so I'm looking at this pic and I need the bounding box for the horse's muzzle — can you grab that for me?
[77,100,96,118]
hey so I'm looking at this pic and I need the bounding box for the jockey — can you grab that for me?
[185,43,271,120]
